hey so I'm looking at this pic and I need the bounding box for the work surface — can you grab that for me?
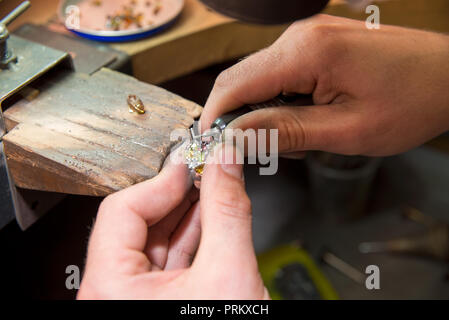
[3,68,201,196]
[248,146,449,299]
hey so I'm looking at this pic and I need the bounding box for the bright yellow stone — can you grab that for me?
[194,164,204,175]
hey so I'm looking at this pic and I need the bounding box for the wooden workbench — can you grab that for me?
[2,68,201,196]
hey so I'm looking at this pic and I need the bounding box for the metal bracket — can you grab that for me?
[0,1,30,69]
[0,2,73,230]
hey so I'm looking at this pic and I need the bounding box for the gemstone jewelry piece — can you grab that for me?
[184,121,223,188]
[127,94,145,114]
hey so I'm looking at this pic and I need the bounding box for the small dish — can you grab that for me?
[58,0,184,42]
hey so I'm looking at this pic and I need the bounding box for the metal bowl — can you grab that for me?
[58,0,184,42]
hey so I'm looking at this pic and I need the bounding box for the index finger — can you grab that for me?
[199,33,317,131]
[200,47,284,131]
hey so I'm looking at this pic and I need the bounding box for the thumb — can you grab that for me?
[193,143,258,275]
[229,103,362,155]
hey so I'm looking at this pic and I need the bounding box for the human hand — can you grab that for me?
[77,145,268,299]
[201,15,449,156]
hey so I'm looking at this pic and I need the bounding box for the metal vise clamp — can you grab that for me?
[0,1,30,69]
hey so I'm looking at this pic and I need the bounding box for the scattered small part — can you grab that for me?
[135,13,144,28]
[91,0,102,6]
[106,5,146,30]
[127,94,146,114]
[154,2,162,14]
[320,251,365,285]
[146,1,152,7]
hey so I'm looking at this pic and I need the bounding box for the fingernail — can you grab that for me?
[216,143,244,179]
[221,162,243,179]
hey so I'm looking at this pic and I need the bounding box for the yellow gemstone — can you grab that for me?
[127,94,145,114]
[194,164,204,175]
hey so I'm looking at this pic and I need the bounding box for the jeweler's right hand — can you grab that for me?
[201,15,449,157]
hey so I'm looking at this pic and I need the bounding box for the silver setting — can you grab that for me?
[184,120,224,188]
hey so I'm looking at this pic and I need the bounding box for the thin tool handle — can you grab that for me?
[212,93,313,129]
[1,1,31,26]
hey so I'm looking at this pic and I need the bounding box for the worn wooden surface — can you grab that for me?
[2,68,202,196]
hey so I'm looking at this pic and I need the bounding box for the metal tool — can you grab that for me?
[319,250,365,285]
[0,2,31,230]
[359,207,449,262]
[0,2,72,230]
[0,1,30,68]
[199,0,331,24]
[184,94,313,187]
[211,93,312,132]
[200,93,313,144]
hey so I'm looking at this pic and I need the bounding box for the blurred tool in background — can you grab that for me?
[319,249,366,285]
[359,207,449,262]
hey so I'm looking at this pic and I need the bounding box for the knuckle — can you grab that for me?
[308,23,335,39]
[288,20,303,32]
[305,24,346,65]
[341,116,369,155]
[97,193,118,216]
[214,46,283,90]
[215,188,252,221]
[214,68,236,90]
[258,45,283,65]
[165,181,185,206]
[309,24,337,47]
[275,110,306,151]
[116,250,151,274]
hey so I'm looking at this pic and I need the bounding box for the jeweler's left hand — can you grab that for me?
[77,144,268,300]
